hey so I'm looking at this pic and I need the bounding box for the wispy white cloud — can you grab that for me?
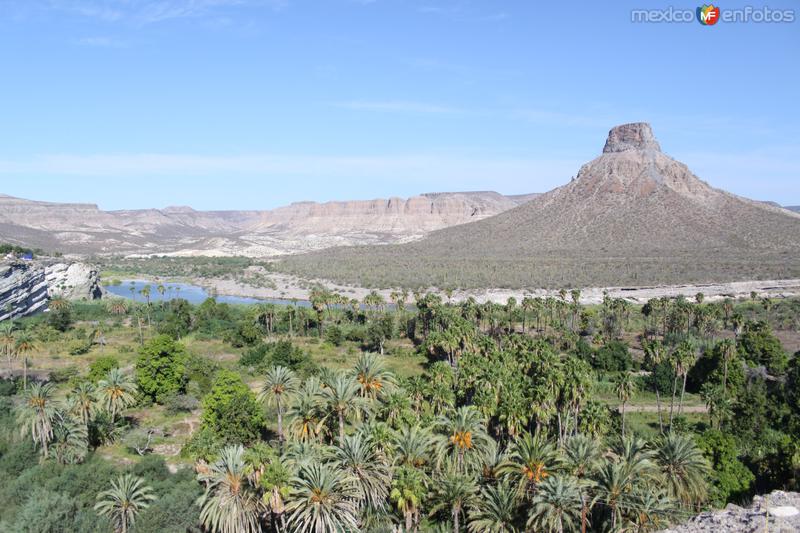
[46,0,284,25]
[0,152,579,194]
[76,36,127,47]
[334,100,462,114]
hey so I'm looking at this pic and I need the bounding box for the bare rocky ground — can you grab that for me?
[197,270,800,305]
[661,491,800,533]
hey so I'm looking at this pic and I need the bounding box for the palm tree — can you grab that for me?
[391,465,428,532]
[17,381,59,459]
[643,339,667,432]
[322,373,369,441]
[430,464,478,533]
[527,475,582,533]
[353,352,396,399]
[622,487,676,532]
[593,461,634,531]
[107,299,128,316]
[615,372,637,439]
[260,456,293,532]
[285,463,360,533]
[673,341,697,420]
[259,365,298,444]
[717,339,736,395]
[95,474,156,533]
[654,433,710,506]
[499,431,560,497]
[563,434,601,479]
[467,480,519,532]
[67,381,96,425]
[0,322,16,376]
[197,445,263,533]
[96,368,137,424]
[393,424,436,468]
[49,414,88,465]
[287,382,327,443]
[14,331,35,390]
[436,406,491,472]
[334,433,392,511]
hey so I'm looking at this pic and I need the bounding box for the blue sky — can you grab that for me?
[0,0,797,210]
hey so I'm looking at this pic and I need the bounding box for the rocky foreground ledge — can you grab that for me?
[0,260,102,321]
[661,491,800,533]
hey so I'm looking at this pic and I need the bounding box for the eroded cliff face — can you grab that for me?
[0,261,102,321]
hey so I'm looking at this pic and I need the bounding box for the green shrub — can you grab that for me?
[135,335,189,403]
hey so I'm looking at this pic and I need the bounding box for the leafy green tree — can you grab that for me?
[593,340,632,372]
[201,370,265,445]
[697,429,755,506]
[135,335,189,403]
[87,356,119,383]
[197,445,263,533]
[94,474,156,533]
[738,321,788,374]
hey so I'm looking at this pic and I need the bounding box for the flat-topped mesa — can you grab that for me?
[602,122,661,153]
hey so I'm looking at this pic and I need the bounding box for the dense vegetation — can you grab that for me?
[1,289,798,532]
[95,256,276,288]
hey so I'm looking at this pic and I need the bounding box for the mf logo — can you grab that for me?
[697,4,721,25]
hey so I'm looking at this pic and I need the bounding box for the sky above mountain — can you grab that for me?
[0,0,797,210]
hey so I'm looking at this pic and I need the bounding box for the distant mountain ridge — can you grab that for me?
[278,123,800,289]
[0,190,536,257]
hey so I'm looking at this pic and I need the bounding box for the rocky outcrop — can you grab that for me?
[0,261,102,321]
[0,262,48,322]
[45,263,103,300]
[661,491,800,533]
[603,122,662,153]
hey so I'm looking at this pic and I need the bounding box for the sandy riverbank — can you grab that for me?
[193,273,800,305]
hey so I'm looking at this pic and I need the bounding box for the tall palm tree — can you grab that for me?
[285,463,360,533]
[654,433,710,507]
[95,474,156,533]
[17,381,59,459]
[287,381,327,443]
[391,465,428,532]
[14,331,35,390]
[49,414,88,465]
[674,341,697,420]
[717,339,736,395]
[430,464,478,533]
[643,339,667,432]
[614,373,637,439]
[322,373,369,441]
[353,352,396,399]
[197,445,263,533]
[527,475,582,533]
[0,322,16,376]
[499,431,560,497]
[96,368,137,424]
[259,365,299,444]
[467,480,520,533]
[436,406,491,472]
[334,433,392,511]
[107,299,128,316]
[622,487,676,532]
[67,381,96,425]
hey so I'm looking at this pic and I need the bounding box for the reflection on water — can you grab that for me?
[105,280,310,307]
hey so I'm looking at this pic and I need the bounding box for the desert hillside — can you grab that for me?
[0,191,534,257]
[278,123,800,289]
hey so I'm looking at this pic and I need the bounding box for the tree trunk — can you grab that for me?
[655,386,664,433]
[277,400,284,443]
[678,372,688,416]
[23,357,28,390]
[453,505,460,533]
[669,373,679,428]
[405,510,413,532]
[723,360,729,396]
[338,410,345,441]
[621,401,626,439]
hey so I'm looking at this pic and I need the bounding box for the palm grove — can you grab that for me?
[0,285,799,532]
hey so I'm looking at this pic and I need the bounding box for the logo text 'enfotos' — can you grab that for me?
[631,5,795,24]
